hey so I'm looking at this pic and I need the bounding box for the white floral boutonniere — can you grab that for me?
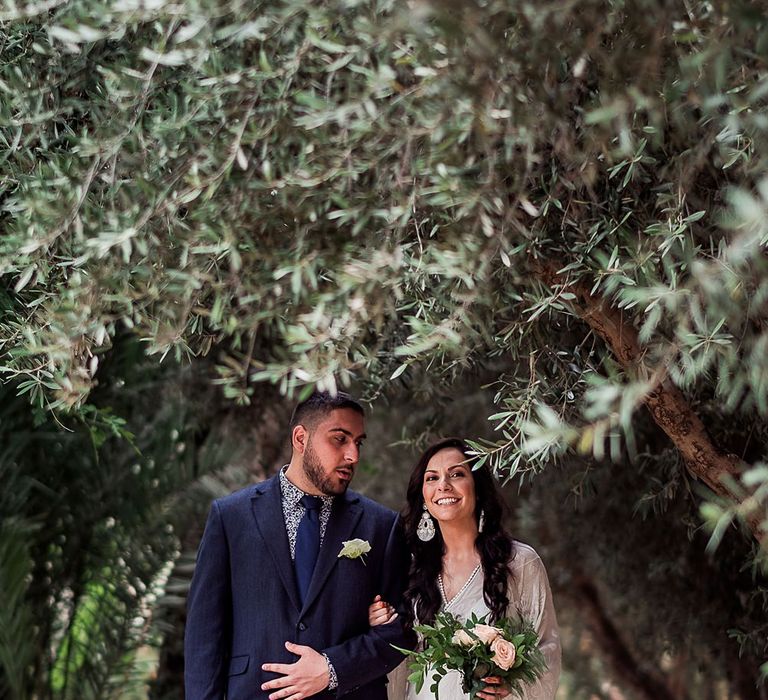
[338,538,371,564]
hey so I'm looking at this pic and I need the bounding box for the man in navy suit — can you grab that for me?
[184,391,415,699]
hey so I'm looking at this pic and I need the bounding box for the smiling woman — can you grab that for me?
[378,438,561,700]
[422,448,478,538]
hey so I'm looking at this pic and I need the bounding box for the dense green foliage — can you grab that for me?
[0,342,206,699]
[2,0,768,697]
[2,0,767,507]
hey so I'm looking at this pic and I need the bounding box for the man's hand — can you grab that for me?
[261,641,330,700]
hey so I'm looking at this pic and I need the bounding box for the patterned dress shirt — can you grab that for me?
[278,467,339,690]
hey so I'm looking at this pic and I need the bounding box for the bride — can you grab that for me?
[370,438,561,700]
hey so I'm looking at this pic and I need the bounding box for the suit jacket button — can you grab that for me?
[298,622,307,631]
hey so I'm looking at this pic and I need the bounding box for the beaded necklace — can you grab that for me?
[438,564,481,609]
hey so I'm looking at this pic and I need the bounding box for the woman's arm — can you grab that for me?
[511,545,562,700]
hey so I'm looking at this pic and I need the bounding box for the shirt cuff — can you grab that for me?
[323,653,338,690]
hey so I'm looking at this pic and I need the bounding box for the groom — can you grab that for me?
[184,391,414,699]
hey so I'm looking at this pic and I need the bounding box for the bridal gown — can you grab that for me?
[387,543,561,700]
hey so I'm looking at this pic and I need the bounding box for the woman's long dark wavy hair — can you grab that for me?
[402,438,515,627]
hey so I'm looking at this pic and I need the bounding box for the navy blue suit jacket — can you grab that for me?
[184,476,415,699]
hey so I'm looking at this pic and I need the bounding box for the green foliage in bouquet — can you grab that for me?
[400,612,546,700]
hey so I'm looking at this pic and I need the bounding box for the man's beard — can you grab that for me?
[303,440,350,496]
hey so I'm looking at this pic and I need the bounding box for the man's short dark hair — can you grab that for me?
[289,391,365,432]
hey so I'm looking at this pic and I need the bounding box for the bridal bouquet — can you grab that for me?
[398,612,546,700]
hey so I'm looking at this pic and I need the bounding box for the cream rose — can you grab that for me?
[337,539,371,560]
[473,623,503,645]
[451,629,477,647]
[490,637,516,670]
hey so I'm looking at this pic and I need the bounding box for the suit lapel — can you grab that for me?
[251,477,302,614]
[302,491,362,613]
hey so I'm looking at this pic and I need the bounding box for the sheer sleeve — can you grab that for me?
[509,545,561,700]
[387,659,410,700]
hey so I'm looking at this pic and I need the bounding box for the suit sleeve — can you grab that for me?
[323,513,417,696]
[184,500,231,700]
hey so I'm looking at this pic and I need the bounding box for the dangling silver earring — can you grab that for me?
[478,510,485,534]
[417,504,435,542]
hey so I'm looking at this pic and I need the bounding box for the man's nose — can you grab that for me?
[344,444,359,463]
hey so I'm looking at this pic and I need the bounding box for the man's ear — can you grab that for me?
[292,424,308,454]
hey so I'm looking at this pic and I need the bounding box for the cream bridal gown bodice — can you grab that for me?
[387,543,561,700]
